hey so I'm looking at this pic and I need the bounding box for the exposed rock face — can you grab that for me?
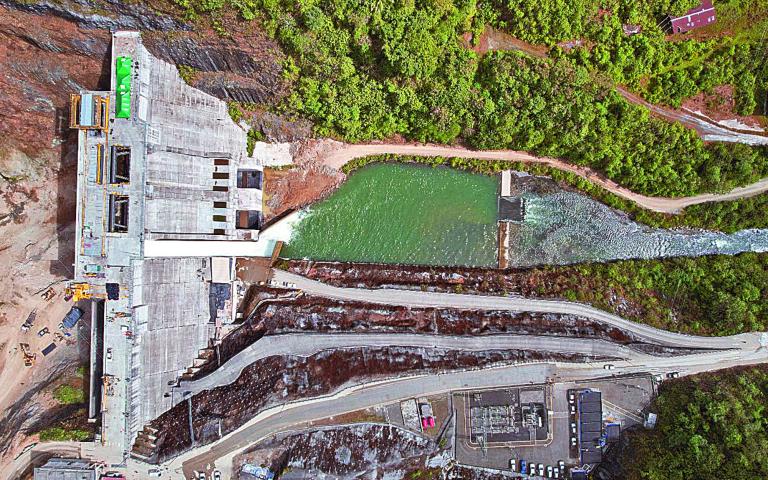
[0,0,188,31]
[0,0,299,463]
[143,31,289,106]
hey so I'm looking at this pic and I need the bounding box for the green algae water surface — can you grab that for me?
[282,163,499,267]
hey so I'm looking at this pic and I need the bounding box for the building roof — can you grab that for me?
[669,0,716,33]
[578,390,603,465]
[606,422,621,442]
[34,458,97,480]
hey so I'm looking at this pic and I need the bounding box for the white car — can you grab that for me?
[546,465,553,477]
[509,459,516,471]
[570,422,577,434]
[603,364,615,370]
[538,463,545,476]
[213,471,222,480]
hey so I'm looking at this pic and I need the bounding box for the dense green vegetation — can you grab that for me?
[559,253,768,335]
[38,426,91,442]
[343,155,768,232]
[622,367,768,480]
[53,385,85,405]
[170,0,768,198]
[487,0,768,111]
[470,52,768,196]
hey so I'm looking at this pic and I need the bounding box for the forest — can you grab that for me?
[169,0,768,199]
[621,367,768,480]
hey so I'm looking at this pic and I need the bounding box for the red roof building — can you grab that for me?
[667,0,716,33]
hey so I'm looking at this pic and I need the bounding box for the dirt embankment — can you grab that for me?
[263,139,348,221]
[285,259,649,315]
[236,423,436,479]
[136,346,598,463]
[189,291,636,381]
[681,84,766,129]
[0,0,305,463]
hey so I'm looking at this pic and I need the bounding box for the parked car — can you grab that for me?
[553,467,560,478]
[654,374,664,382]
[603,364,615,370]
[558,460,565,471]
[569,405,576,415]
[37,327,49,337]
[509,459,516,471]
[148,469,162,477]
[571,437,577,447]
[667,371,680,378]
[213,470,221,480]
[568,392,575,404]
[538,464,545,476]
[106,348,113,361]
[520,459,527,474]
[547,465,553,477]
[196,472,206,480]
[570,422,577,434]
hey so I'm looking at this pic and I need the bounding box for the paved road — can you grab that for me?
[178,333,650,397]
[321,143,768,213]
[616,87,768,146]
[4,441,82,480]
[159,272,768,478]
[272,270,764,351]
[172,342,768,479]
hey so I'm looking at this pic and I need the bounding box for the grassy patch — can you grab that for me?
[246,127,265,156]
[38,426,91,442]
[53,385,85,405]
[176,64,199,84]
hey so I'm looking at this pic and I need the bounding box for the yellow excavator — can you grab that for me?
[65,283,92,302]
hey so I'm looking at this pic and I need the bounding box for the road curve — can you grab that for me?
[321,143,768,213]
[178,333,647,397]
[173,345,768,479]
[272,270,765,351]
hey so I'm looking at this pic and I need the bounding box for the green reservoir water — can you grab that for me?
[282,163,499,267]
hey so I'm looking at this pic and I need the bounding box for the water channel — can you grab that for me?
[282,163,768,267]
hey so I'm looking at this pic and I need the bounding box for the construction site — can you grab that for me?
[10,23,759,480]
[68,30,291,464]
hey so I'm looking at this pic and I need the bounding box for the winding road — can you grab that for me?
[321,143,768,214]
[178,332,649,398]
[160,271,768,478]
[271,270,763,350]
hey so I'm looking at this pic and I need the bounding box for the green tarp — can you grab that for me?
[115,56,132,119]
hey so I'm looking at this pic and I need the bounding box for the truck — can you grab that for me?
[41,343,57,356]
[19,343,36,366]
[20,309,37,332]
[62,306,84,329]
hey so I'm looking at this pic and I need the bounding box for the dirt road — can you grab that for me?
[321,142,768,213]
[473,29,768,145]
